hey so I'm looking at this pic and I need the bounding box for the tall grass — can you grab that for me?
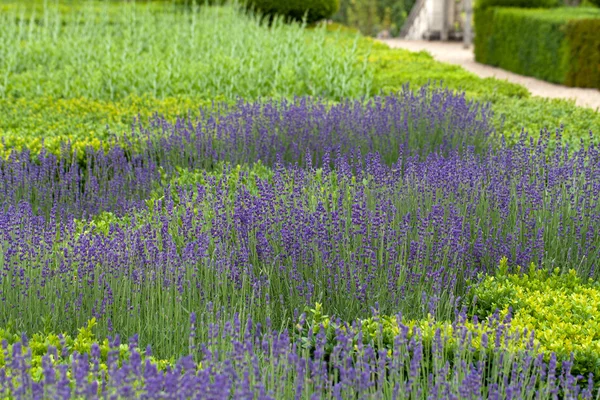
[0,1,371,101]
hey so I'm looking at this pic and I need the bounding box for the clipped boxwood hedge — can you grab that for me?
[247,0,340,23]
[474,7,600,89]
[564,18,600,88]
[298,258,600,383]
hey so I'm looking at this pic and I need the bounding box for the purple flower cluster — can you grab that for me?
[0,146,159,219]
[1,87,599,397]
[0,315,596,399]
[1,129,598,356]
[142,85,494,169]
[0,87,492,219]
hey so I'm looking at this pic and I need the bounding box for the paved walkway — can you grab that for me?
[382,39,600,111]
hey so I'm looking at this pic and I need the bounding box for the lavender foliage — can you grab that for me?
[0,130,598,357]
[1,87,599,396]
[0,87,493,218]
[0,315,597,399]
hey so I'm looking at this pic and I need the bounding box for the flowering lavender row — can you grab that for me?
[0,146,159,219]
[0,87,493,219]
[1,314,597,399]
[142,84,495,168]
[1,131,598,358]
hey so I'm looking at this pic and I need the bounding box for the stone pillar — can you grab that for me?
[463,0,473,48]
[441,0,449,41]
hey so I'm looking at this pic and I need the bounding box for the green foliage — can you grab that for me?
[0,1,372,157]
[474,7,600,88]
[298,260,600,382]
[361,39,530,98]
[0,319,175,381]
[0,95,216,157]
[74,161,275,237]
[1,1,598,156]
[332,29,599,147]
[490,95,600,148]
[0,2,368,101]
[468,257,600,378]
[296,304,544,385]
[247,0,340,23]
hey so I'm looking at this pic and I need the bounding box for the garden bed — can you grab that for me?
[0,1,599,397]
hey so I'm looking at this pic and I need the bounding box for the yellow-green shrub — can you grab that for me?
[0,318,176,382]
[299,260,600,381]
[0,95,216,158]
[469,257,600,378]
[296,303,535,367]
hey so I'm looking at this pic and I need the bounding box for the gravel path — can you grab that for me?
[382,39,600,111]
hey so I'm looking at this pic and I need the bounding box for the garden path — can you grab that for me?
[382,39,600,111]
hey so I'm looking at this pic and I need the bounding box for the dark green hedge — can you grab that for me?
[133,0,339,23]
[474,7,600,89]
[248,0,340,23]
[565,18,600,88]
[476,0,558,8]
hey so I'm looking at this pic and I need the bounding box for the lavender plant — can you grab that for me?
[0,314,597,398]
[0,88,493,218]
[1,86,598,396]
[1,128,598,358]
[138,85,494,169]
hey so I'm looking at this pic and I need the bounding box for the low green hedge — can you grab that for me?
[355,35,600,146]
[467,258,600,379]
[474,7,600,89]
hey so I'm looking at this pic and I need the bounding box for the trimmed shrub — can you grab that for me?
[475,7,600,89]
[468,258,600,379]
[297,259,600,384]
[247,0,340,23]
[476,0,558,8]
[565,18,600,88]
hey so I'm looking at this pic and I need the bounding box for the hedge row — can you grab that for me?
[300,260,600,382]
[474,7,600,89]
[356,34,600,147]
[131,0,340,23]
[248,0,340,23]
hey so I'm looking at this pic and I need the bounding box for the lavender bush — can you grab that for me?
[1,87,598,396]
[0,314,597,399]
[139,85,494,169]
[1,130,598,358]
[0,88,492,219]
